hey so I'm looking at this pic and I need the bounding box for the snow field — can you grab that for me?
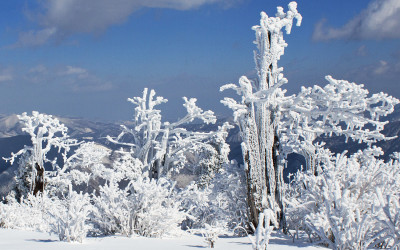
[0,229,322,250]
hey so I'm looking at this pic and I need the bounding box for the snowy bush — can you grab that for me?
[92,180,133,236]
[195,222,228,248]
[129,176,186,237]
[87,141,191,238]
[373,189,400,249]
[48,185,93,243]
[0,187,92,243]
[286,148,400,249]
[0,192,55,232]
[210,162,248,233]
[179,181,213,230]
[180,162,248,235]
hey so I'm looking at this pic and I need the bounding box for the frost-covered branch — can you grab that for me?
[280,76,399,173]
[108,88,231,179]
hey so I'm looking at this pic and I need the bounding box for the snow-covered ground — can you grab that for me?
[0,229,323,250]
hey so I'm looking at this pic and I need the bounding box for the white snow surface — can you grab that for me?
[0,229,322,250]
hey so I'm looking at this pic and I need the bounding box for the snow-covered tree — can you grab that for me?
[3,111,79,198]
[220,2,302,229]
[220,1,399,230]
[107,88,232,179]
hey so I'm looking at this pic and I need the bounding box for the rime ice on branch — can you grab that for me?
[280,76,399,174]
[108,88,232,179]
[220,1,399,230]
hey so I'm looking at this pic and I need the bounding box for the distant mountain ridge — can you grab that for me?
[0,114,24,138]
[0,114,122,141]
[1,108,400,163]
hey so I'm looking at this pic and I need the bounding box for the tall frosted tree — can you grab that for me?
[221,2,398,230]
[3,111,79,198]
[221,1,303,229]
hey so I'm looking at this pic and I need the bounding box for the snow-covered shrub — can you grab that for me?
[180,162,248,235]
[286,148,400,249]
[249,209,276,250]
[91,157,186,238]
[373,189,400,249]
[210,162,248,233]
[90,148,145,237]
[197,222,228,248]
[130,176,186,237]
[0,192,54,232]
[92,180,133,236]
[49,185,93,243]
[179,181,213,230]
[111,148,144,183]
[187,131,231,187]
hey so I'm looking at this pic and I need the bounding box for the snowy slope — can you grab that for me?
[0,229,322,250]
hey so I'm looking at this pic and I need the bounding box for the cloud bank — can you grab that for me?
[313,0,400,41]
[13,0,239,48]
[22,64,113,92]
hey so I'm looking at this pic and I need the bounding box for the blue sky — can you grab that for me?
[0,0,399,121]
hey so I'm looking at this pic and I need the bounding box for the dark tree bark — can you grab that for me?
[33,163,45,196]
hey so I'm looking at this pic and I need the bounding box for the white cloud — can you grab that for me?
[0,67,14,82]
[26,65,49,84]
[22,64,113,91]
[10,28,57,48]
[313,0,400,41]
[355,45,367,57]
[0,74,13,82]
[13,0,239,47]
[373,60,389,75]
[345,59,400,82]
[56,65,112,91]
[61,66,88,76]
[29,65,47,74]
[0,63,113,91]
